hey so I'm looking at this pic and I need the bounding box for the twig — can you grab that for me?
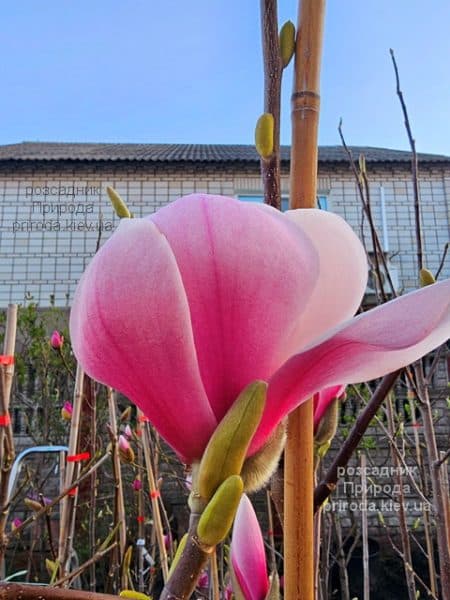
[390,48,423,273]
[259,0,282,209]
[0,582,121,600]
[435,241,449,280]
[52,542,117,587]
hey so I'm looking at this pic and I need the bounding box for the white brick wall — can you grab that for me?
[0,162,449,307]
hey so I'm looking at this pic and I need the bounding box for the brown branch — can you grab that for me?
[52,543,117,588]
[0,583,120,600]
[260,0,282,209]
[314,370,401,512]
[390,48,423,273]
[435,241,449,280]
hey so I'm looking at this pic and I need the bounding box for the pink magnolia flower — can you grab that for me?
[198,570,209,589]
[61,401,73,421]
[50,330,64,349]
[70,194,450,463]
[132,477,142,491]
[231,494,269,600]
[11,517,23,531]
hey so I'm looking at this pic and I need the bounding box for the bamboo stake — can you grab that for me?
[106,389,127,577]
[360,453,370,600]
[140,417,169,582]
[57,364,84,579]
[285,2,325,599]
[0,304,18,579]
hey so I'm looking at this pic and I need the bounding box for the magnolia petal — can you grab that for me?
[313,385,346,430]
[250,278,450,454]
[260,207,368,350]
[70,218,216,462]
[231,494,269,600]
[151,194,319,421]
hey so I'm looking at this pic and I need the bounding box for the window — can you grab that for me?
[238,194,328,212]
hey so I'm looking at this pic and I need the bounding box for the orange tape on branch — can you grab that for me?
[150,490,160,499]
[67,451,91,462]
[0,355,14,365]
[138,415,149,423]
[136,516,145,523]
[0,413,11,426]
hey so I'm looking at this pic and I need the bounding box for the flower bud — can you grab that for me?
[255,114,274,159]
[118,434,135,464]
[279,20,295,68]
[198,571,209,588]
[132,477,142,492]
[11,517,22,531]
[107,186,132,219]
[197,381,266,505]
[120,406,132,422]
[197,475,243,547]
[61,401,73,421]
[24,497,44,512]
[124,424,133,439]
[420,268,435,287]
[50,330,64,349]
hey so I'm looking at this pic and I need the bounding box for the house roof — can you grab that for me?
[0,141,449,165]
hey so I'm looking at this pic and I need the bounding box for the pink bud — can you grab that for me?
[124,424,133,439]
[118,435,130,451]
[223,584,233,600]
[163,533,172,550]
[118,435,134,464]
[61,401,73,421]
[11,518,23,530]
[198,571,209,588]
[50,330,64,349]
[132,478,142,491]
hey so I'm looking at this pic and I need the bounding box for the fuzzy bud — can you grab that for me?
[255,113,274,159]
[279,20,295,68]
[119,592,151,600]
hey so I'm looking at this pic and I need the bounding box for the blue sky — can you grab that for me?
[1,1,449,154]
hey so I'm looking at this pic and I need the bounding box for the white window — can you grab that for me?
[238,194,329,212]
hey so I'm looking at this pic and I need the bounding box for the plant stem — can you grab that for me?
[260,0,282,209]
[390,49,423,273]
[286,2,325,598]
[0,583,120,600]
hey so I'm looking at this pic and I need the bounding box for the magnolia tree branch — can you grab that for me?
[0,583,120,600]
[314,370,401,511]
[260,0,282,209]
[390,49,423,273]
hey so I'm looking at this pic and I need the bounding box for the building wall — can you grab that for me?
[0,161,449,307]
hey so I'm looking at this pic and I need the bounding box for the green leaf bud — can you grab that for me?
[197,475,243,547]
[255,113,274,159]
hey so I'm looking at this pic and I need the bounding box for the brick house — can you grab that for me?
[0,142,449,306]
